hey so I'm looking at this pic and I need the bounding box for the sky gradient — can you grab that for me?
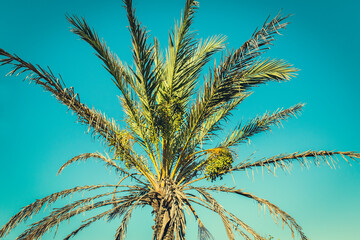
[0,0,359,239]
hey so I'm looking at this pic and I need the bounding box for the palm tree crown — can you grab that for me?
[1,0,359,239]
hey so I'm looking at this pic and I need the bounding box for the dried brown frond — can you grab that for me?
[114,193,150,240]
[192,187,266,240]
[16,191,143,240]
[234,150,360,175]
[202,186,308,239]
[0,184,116,238]
[16,199,117,240]
[58,152,122,174]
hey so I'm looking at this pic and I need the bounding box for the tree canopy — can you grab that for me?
[0,0,359,239]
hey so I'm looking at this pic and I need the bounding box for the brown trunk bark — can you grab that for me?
[153,207,175,240]
[150,180,185,240]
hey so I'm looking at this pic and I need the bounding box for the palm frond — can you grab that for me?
[114,205,135,240]
[237,58,297,91]
[176,103,303,182]
[158,0,217,178]
[242,13,290,59]
[182,197,214,240]
[157,36,227,166]
[153,37,165,73]
[0,49,120,144]
[163,0,199,102]
[123,0,158,125]
[66,15,136,92]
[164,34,227,110]
[187,196,252,240]
[215,13,290,84]
[16,199,111,240]
[192,187,266,240]
[173,94,249,182]
[179,35,226,103]
[171,63,242,177]
[222,209,265,240]
[113,192,149,240]
[16,190,143,240]
[123,0,165,177]
[66,15,150,141]
[57,152,125,174]
[192,93,251,150]
[119,89,162,177]
[171,14,290,178]
[66,15,163,174]
[198,220,215,240]
[233,150,360,175]
[0,184,116,238]
[202,186,308,239]
[64,206,121,240]
[171,14,292,172]
[194,189,235,240]
[221,103,304,148]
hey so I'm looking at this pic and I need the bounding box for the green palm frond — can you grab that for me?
[118,89,161,174]
[66,15,158,164]
[193,93,251,149]
[221,103,304,148]
[123,0,165,178]
[171,13,293,175]
[66,15,135,91]
[216,13,290,82]
[163,0,199,103]
[171,62,241,177]
[0,49,120,143]
[238,58,297,91]
[124,0,158,123]
[163,34,227,110]
[159,0,228,178]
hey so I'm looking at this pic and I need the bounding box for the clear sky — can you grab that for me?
[0,0,359,239]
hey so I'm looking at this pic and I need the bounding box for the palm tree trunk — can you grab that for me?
[153,207,175,240]
[150,181,185,240]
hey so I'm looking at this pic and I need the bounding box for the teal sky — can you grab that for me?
[0,0,359,239]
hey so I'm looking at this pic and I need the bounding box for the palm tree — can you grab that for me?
[0,0,358,239]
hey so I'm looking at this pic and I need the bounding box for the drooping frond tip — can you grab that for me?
[57,152,134,178]
[200,186,308,239]
[0,184,117,239]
